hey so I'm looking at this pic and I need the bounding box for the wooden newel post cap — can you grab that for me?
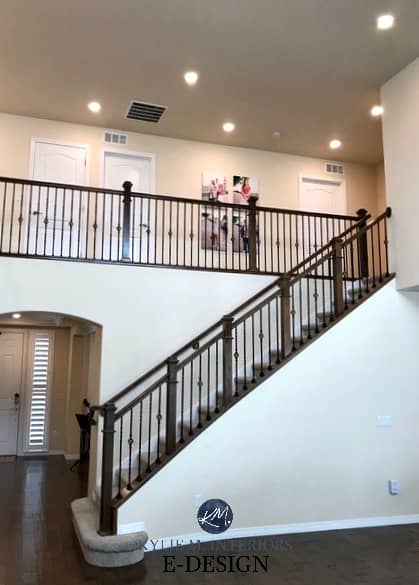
[356,208,368,218]
[122,181,133,192]
[222,314,234,323]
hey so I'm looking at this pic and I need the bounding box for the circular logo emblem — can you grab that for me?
[197,499,233,534]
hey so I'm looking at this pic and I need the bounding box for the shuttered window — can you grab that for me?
[27,334,52,451]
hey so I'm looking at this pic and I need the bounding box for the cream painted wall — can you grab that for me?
[0,257,273,402]
[119,281,419,541]
[65,334,90,457]
[0,112,378,216]
[382,56,419,290]
[375,162,387,212]
[49,327,71,452]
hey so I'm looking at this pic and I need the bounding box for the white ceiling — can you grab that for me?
[1,0,419,165]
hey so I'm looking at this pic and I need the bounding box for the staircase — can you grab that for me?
[93,207,393,535]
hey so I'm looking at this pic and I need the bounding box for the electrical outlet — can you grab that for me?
[193,494,204,508]
[377,415,393,427]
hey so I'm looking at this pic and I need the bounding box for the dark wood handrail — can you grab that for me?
[0,175,359,221]
[100,209,378,412]
[289,208,391,286]
[288,212,372,276]
[96,206,392,535]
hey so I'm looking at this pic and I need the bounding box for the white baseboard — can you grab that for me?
[64,453,80,461]
[118,521,146,535]
[141,514,419,552]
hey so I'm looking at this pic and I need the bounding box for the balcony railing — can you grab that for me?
[0,176,360,275]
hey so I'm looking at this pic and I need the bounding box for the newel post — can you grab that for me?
[279,276,292,359]
[356,208,369,279]
[222,315,234,406]
[122,181,133,262]
[99,402,117,536]
[166,356,179,455]
[247,195,259,272]
[331,237,344,318]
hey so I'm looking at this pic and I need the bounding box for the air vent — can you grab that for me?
[104,131,128,145]
[126,101,167,123]
[325,162,344,176]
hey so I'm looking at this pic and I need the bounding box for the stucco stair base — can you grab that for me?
[71,497,148,567]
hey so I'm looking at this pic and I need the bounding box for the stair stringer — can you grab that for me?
[116,277,412,543]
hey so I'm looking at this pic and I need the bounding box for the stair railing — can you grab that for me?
[0,175,359,275]
[95,207,392,535]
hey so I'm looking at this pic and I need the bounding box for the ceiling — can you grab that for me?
[1,0,419,165]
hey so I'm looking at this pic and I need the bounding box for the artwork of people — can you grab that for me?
[201,172,229,251]
[202,172,229,203]
[231,215,249,253]
[232,176,259,205]
[201,211,228,252]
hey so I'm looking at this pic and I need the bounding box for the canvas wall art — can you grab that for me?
[232,175,259,205]
[201,172,229,203]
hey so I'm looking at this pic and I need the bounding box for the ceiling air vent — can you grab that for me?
[104,131,128,145]
[325,162,344,176]
[126,101,167,123]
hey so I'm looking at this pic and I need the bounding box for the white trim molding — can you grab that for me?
[100,147,157,194]
[29,137,90,183]
[139,514,419,552]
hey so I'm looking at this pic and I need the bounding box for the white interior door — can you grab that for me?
[299,177,346,215]
[103,151,154,261]
[299,176,347,254]
[0,331,24,455]
[29,140,88,256]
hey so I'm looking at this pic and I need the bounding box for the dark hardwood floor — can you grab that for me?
[1,456,419,584]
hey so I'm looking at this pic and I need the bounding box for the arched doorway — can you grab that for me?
[0,311,102,460]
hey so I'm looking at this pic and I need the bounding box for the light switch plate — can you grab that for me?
[193,494,204,508]
[377,415,393,427]
[389,480,399,495]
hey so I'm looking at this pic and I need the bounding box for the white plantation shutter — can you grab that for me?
[27,334,52,451]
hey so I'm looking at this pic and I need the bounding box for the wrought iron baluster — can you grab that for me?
[180,367,185,443]
[127,408,134,490]
[156,385,162,463]
[189,360,194,435]
[136,401,143,481]
[146,393,152,472]
[117,417,123,498]
[234,327,239,395]
[197,355,203,428]
[206,347,211,420]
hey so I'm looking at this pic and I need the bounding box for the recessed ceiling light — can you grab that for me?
[377,14,395,30]
[370,105,384,117]
[88,101,101,113]
[12,313,21,319]
[272,130,281,137]
[223,122,235,133]
[184,71,199,85]
[329,139,342,150]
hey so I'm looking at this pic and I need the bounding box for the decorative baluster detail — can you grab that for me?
[126,408,134,490]
[156,385,163,463]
